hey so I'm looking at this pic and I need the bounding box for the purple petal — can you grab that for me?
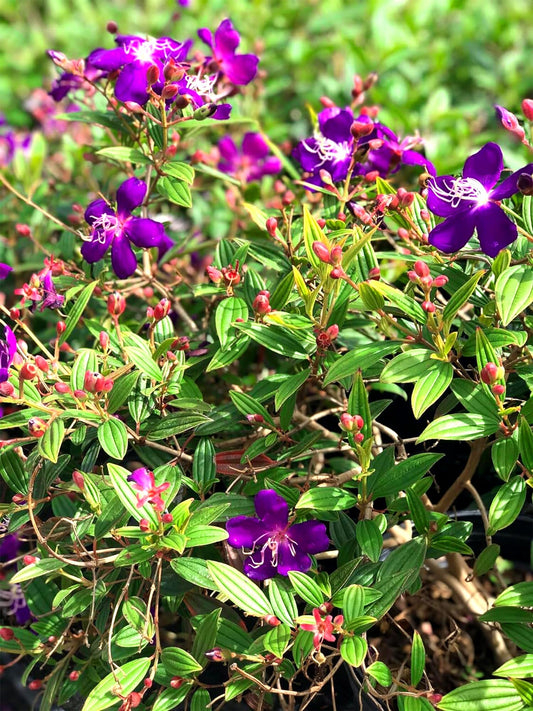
[116,177,147,218]
[212,104,232,120]
[242,133,269,160]
[124,217,166,248]
[81,230,113,263]
[277,541,312,576]
[462,142,503,190]
[127,467,153,490]
[218,136,238,162]
[254,489,288,529]
[401,149,436,177]
[319,108,354,144]
[428,211,477,253]
[226,516,267,548]
[0,263,13,279]
[114,61,151,105]
[87,46,130,71]
[427,176,469,217]
[214,19,240,58]
[5,326,17,364]
[197,28,213,49]
[0,533,20,561]
[111,233,138,278]
[157,233,175,260]
[289,521,329,555]
[474,204,517,257]
[224,54,259,86]
[491,163,533,200]
[0,367,10,383]
[84,198,114,226]
[244,546,276,580]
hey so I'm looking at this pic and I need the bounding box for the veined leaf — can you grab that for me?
[81,658,151,711]
[207,561,274,617]
[495,264,533,326]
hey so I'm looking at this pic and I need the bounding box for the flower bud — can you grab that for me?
[28,680,43,690]
[492,384,505,396]
[221,264,241,287]
[56,321,66,335]
[20,363,38,380]
[28,418,47,438]
[422,300,436,313]
[153,298,171,322]
[34,355,49,372]
[10,308,20,320]
[339,413,364,432]
[139,518,150,532]
[144,679,153,688]
[414,260,430,278]
[205,647,225,662]
[69,671,79,682]
[163,58,185,82]
[206,265,223,284]
[107,292,126,316]
[522,99,533,122]
[100,378,114,392]
[24,555,38,565]
[350,120,374,139]
[106,20,118,33]
[330,246,343,267]
[146,64,160,86]
[312,241,330,264]
[162,513,173,523]
[72,471,85,490]
[517,173,533,196]
[83,371,100,393]
[0,382,15,397]
[170,676,185,689]
[253,292,271,316]
[330,267,344,279]
[325,324,339,340]
[264,615,281,626]
[495,105,526,141]
[246,413,265,424]
[396,188,415,209]
[161,84,179,101]
[12,494,26,504]
[193,103,218,120]
[128,693,142,709]
[480,362,504,385]
[265,217,278,237]
[54,382,71,394]
[99,332,110,351]
[0,628,14,641]
[74,389,87,400]
[368,267,381,280]
[432,275,449,287]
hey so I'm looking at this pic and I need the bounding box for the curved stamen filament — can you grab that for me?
[303,131,352,167]
[245,530,298,569]
[429,176,490,209]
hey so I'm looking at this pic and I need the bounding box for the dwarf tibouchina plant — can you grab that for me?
[226,489,329,580]
[217,132,282,182]
[82,177,170,278]
[427,142,533,256]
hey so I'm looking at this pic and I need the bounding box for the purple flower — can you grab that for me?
[226,489,329,581]
[127,467,170,511]
[82,177,169,279]
[0,325,16,383]
[0,116,32,168]
[88,35,191,105]
[217,133,282,182]
[427,142,533,257]
[198,19,258,86]
[0,263,12,280]
[0,583,31,625]
[40,271,65,311]
[176,73,232,121]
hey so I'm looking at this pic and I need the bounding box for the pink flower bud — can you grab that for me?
[492,384,505,396]
[69,671,79,682]
[265,217,278,237]
[20,363,38,380]
[330,267,345,279]
[74,389,87,400]
[28,680,43,691]
[340,413,364,432]
[162,513,173,523]
[34,355,49,372]
[205,648,225,662]
[0,628,14,641]
[480,362,501,385]
[522,99,533,122]
[72,471,85,490]
[55,382,70,394]
[107,292,126,316]
[206,265,223,283]
[422,300,436,313]
[350,120,374,139]
[0,382,15,397]
[368,267,381,280]
[414,260,430,278]
[354,432,365,443]
[153,298,171,322]
[253,293,271,316]
[326,324,339,340]
[83,371,99,393]
[398,227,410,240]
[317,218,326,228]
[432,275,449,287]
[99,332,109,350]
[312,241,331,264]
[139,519,150,532]
[407,270,418,283]
[170,677,185,689]
[23,555,38,565]
[56,321,66,335]
[264,615,281,626]
[246,414,265,424]
[495,105,526,141]
[330,246,343,266]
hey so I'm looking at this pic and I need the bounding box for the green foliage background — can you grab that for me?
[1,0,532,171]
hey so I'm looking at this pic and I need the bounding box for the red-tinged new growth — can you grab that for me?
[300,608,344,651]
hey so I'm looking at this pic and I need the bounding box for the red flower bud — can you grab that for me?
[492,384,505,396]
[10,308,20,320]
[54,382,71,394]
[480,362,502,385]
[330,267,345,279]
[106,20,118,33]
[326,324,339,340]
[146,64,160,86]
[20,363,38,380]
[56,321,66,335]
[153,298,171,322]
[24,555,38,565]
[354,432,365,443]
[162,513,173,523]
[330,246,343,267]
[246,413,265,424]
[83,371,100,393]
[69,671,79,682]
[432,275,448,287]
[139,518,151,532]
[28,680,43,690]
[312,241,331,264]
[0,382,15,397]
[107,292,126,316]
[99,332,109,350]
[422,300,436,313]
[522,99,533,122]
[264,615,281,626]
[0,628,14,641]
[265,217,278,237]
[253,293,271,316]
[28,418,47,438]
[414,260,430,278]
[340,413,364,432]
[72,470,85,490]
[15,223,31,237]
[350,120,374,139]
[317,218,326,228]
[170,676,185,689]
[144,678,153,688]
[73,389,87,400]
[34,356,49,372]
[161,84,178,101]
[129,692,142,708]
[205,647,225,662]
[12,494,26,504]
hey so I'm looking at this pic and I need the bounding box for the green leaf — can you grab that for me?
[380,348,434,384]
[82,658,151,711]
[340,636,367,666]
[164,161,195,183]
[124,345,163,381]
[275,368,310,410]
[0,449,28,494]
[264,623,291,657]
[161,647,203,676]
[479,607,533,623]
[495,264,533,326]
[411,631,425,686]
[268,579,298,627]
[411,361,453,419]
[324,342,401,385]
[436,679,524,710]
[494,654,533,679]
[107,371,140,413]
[235,321,315,359]
[519,417,533,473]
[229,390,275,427]
[206,335,251,371]
[491,436,518,481]
[342,585,365,626]
[146,413,210,440]
[355,520,382,562]
[192,438,216,493]
[368,453,443,498]
[370,281,427,323]
[406,487,430,534]
[417,414,499,443]
[366,661,392,686]
[157,175,193,207]
[170,557,218,590]
[288,571,324,607]
[296,487,357,511]
[348,370,373,440]
[488,476,526,535]
[185,524,228,547]
[191,688,211,711]
[11,558,64,584]
[152,684,192,711]
[96,146,151,164]
[303,204,326,269]
[494,582,533,607]
[192,608,220,664]
[60,282,97,344]
[122,597,154,639]
[207,561,274,617]
[37,418,64,464]
[442,270,485,325]
[107,463,158,526]
[97,418,128,460]
[473,544,501,577]
[215,297,249,349]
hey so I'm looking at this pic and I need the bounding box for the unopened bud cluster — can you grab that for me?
[480,362,505,396]
[407,260,448,313]
[315,324,339,350]
[207,262,242,290]
[253,290,271,316]
[84,370,114,394]
[339,413,365,442]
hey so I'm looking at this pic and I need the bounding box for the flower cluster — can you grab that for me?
[226,489,329,580]
[217,133,282,182]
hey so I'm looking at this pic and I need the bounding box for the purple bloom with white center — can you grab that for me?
[176,73,232,121]
[226,489,329,581]
[427,142,533,257]
[217,133,282,182]
[0,325,16,383]
[198,19,258,86]
[88,35,191,106]
[82,177,169,279]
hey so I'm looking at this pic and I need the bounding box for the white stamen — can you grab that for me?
[185,74,218,99]
[86,213,122,244]
[429,176,490,209]
[125,38,178,64]
[245,530,298,569]
[302,131,352,167]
